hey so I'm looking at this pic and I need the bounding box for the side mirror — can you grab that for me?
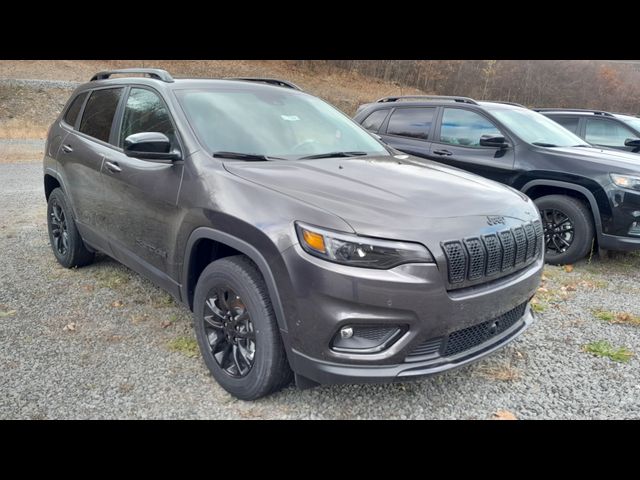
[624,138,640,148]
[124,132,181,162]
[480,134,509,149]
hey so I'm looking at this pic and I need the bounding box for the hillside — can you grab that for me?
[0,60,423,141]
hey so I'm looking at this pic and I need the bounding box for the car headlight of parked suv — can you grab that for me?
[295,222,434,269]
[611,173,640,191]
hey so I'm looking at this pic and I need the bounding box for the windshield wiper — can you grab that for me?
[572,144,591,148]
[212,151,285,161]
[531,142,558,147]
[298,151,368,160]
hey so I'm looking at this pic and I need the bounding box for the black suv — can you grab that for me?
[535,108,640,154]
[354,95,640,265]
[44,71,543,399]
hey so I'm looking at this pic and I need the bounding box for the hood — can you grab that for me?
[223,155,536,238]
[541,146,640,172]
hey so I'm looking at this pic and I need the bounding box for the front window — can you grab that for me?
[439,108,501,147]
[120,87,178,149]
[489,107,585,147]
[585,118,637,147]
[619,117,640,135]
[175,88,388,159]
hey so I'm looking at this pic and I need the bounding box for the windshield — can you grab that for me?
[175,87,389,159]
[621,116,640,133]
[489,108,586,147]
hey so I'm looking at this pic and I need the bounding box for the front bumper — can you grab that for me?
[289,305,535,384]
[280,243,543,385]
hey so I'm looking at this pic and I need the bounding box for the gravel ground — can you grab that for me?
[1,162,640,419]
[0,79,79,90]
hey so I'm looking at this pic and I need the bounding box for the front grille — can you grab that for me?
[442,220,542,287]
[406,302,527,361]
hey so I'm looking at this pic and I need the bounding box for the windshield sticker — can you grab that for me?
[281,115,300,121]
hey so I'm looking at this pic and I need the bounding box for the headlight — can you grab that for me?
[611,173,640,191]
[295,222,434,269]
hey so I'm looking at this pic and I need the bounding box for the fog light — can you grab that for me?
[332,325,405,354]
[629,222,640,236]
[340,327,354,339]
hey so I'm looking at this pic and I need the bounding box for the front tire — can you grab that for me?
[193,255,292,400]
[46,188,94,268]
[534,194,594,265]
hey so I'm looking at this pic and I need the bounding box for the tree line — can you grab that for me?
[301,60,640,114]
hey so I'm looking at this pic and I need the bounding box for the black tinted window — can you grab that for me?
[63,92,88,128]
[550,116,580,134]
[387,108,435,139]
[79,88,123,143]
[440,108,501,147]
[361,109,389,133]
[120,88,177,148]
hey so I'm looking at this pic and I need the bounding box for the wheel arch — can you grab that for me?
[181,227,289,333]
[521,179,602,241]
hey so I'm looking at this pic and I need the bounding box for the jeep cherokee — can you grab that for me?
[535,108,640,154]
[355,96,640,265]
[44,70,543,400]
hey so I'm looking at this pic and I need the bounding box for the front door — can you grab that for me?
[100,86,184,290]
[584,117,639,152]
[428,107,515,184]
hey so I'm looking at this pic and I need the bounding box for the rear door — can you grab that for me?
[378,106,437,157]
[427,107,515,184]
[58,87,124,251]
[100,86,184,292]
[583,117,639,152]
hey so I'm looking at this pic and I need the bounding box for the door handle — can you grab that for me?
[433,149,453,156]
[61,144,73,153]
[105,160,122,173]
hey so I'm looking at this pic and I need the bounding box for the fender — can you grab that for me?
[520,179,603,239]
[181,227,289,333]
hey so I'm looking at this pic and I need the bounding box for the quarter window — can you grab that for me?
[550,116,580,134]
[361,109,389,133]
[120,88,177,148]
[79,88,124,143]
[63,92,88,128]
[387,107,435,139]
[439,109,502,147]
[585,118,636,147]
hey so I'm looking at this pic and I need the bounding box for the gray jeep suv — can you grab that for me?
[43,69,543,399]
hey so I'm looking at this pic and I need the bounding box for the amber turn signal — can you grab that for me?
[302,229,326,253]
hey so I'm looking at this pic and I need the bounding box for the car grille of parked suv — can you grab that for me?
[442,220,543,288]
[405,301,528,361]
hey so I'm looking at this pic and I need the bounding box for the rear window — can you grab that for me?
[79,88,123,143]
[63,92,88,128]
[361,109,389,132]
[386,107,435,139]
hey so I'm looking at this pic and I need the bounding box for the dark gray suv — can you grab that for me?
[44,69,543,399]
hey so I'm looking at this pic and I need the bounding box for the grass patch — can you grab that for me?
[167,336,199,358]
[592,309,640,326]
[531,302,545,313]
[93,268,130,290]
[151,293,175,308]
[583,340,634,363]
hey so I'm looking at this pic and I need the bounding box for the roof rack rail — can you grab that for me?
[487,100,526,108]
[533,108,615,117]
[90,68,174,83]
[225,77,302,91]
[376,95,479,105]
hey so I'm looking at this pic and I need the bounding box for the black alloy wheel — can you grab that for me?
[203,286,256,378]
[540,208,575,254]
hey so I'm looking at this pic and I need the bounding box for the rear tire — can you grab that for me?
[46,188,94,268]
[193,255,293,400]
[534,194,594,265]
